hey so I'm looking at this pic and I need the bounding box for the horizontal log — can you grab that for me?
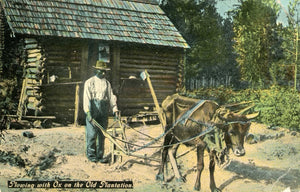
[25,44,40,49]
[43,103,74,110]
[47,59,81,66]
[119,94,173,103]
[121,48,182,57]
[26,68,43,74]
[27,49,41,54]
[119,68,177,75]
[28,53,42,59]
[22,116,56,119]
[120,86,176,95]
[46,66,81,72]
[42,96,75,103]
[27,103,44,111]
[45,44,82,51]
[25,38,38,44]
[26,61,45,68]
[27,58,37,63]
[47,55,71,60]
[120,73,177,80]
[120,63,177,71]
[26,74,42,80]
[120,58,179,67]
[47,60,69,65]
[27,79,41,85]
[25,89,40,95]
[28,96,42,103]
[25,86,40,90]
[120,77,177,84]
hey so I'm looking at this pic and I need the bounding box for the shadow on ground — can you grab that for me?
[222,160,299,189]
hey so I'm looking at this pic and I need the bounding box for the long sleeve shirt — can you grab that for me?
[83,76,118,114]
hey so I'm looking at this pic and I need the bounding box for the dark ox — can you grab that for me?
[156,94,259,192]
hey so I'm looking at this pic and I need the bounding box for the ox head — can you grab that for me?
[215,108,259,157]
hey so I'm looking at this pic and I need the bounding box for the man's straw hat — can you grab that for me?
[93,60,111,70]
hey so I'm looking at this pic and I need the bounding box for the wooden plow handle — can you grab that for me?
[140,70,166,129]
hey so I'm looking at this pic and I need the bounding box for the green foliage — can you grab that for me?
[161,0,239,83]
[256,87,300,131]
[227,86,300,131]
[184,86,300,131]
[232,0,282,87]
[182,87,235,104]
[0,79,18,116]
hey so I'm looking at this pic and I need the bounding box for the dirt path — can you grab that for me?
[0,122,299,192]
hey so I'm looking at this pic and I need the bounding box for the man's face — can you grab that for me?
[95,69,106,78]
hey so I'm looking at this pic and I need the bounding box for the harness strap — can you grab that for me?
[173,100,206,127]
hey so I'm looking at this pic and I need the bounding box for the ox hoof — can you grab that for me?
[211,188,221,192]
[193,186,200,191]
[156,174,164,181]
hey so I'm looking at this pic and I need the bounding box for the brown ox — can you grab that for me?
[156,94,259,192]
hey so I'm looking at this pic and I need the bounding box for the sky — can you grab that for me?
[216,0,299,26]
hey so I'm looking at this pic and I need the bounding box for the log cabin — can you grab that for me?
[0,0,189,124]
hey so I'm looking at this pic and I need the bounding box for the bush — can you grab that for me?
[185,86,300,131]
[257,87,300,131]
[0,78,18,116]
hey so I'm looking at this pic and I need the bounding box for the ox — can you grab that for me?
[156,94,259,192]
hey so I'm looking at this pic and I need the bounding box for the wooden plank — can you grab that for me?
[22,116,56,119]
[74,83,80,127]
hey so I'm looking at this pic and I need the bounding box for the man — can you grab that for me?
[83,60,118,163]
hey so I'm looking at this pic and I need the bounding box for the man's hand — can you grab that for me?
[86,111,92,122]
[114,110,121,120]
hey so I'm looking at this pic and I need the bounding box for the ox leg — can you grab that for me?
[194,146,205,191]
[168,144,185,182]
[209,152,221,192]
[156,134,172,181]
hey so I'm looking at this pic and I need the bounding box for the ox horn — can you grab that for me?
[217,108,259,122]
[245,111,260,120]
[222,101,253,108]
[236,103,256,115]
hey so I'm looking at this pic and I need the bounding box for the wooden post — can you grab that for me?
[17,78,27,120]
[142,70,166,129]
[74,83,80,127]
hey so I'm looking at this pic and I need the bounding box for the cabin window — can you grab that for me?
[98,43,110,62]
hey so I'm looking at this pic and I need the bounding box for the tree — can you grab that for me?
[161,0,237,88]
[278,0,299,90]
[232,0,282,87]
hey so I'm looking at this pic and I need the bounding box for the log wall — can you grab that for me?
[118,45,184,115]
[41,39,83,123]
[15,38,185,123]
[17,38,45,118]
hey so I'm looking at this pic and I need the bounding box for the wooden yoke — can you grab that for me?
[140,70,166,129]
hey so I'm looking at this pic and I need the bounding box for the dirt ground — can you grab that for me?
[0,119,299,192]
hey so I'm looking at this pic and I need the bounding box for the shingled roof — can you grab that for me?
[0,0,189,48]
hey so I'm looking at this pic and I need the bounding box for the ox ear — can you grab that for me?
[245,111,260,120]
[217,108,248,122]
